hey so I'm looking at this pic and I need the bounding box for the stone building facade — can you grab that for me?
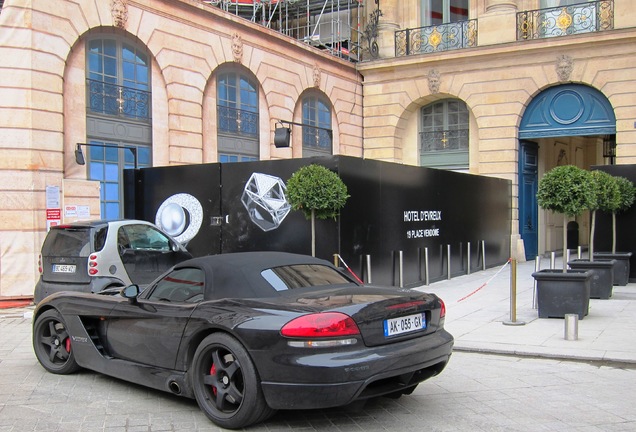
[1,0,635,299]
[359,0,636,265]
[0,0,362,298]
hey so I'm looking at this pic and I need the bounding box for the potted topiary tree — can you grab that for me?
[568,170,618,299]
[286,164,349,257]
[594,175,636,285]
[533,165,594,319]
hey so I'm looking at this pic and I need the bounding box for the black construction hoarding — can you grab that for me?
[593,164,636,282]
[124,156,511,287]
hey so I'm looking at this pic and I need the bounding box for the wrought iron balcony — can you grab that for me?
[218,106,259,137]
[420,129,469,152]
[395,20,477,57]
[86,79,151,122]
[302,124,332,152]
[517,0,613,40]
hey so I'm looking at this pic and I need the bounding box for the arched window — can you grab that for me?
[419,99,469,170]
[217,69,259,162]
[85,37,152,219]
[302,95,332,157]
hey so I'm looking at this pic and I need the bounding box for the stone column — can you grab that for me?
[374,0,400,59]
[479,0,519,46]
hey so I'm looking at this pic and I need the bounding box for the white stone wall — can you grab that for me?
[0,0,362,298]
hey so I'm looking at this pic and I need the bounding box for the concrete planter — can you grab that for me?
[532,269,592,319]
[593,252,632,286]
[568,259,615,299]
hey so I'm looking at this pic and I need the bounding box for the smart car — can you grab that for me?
[34,219,191,304]
[32,251,453,429]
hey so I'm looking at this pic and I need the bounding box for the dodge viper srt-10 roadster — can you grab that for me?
[33,251,454,429]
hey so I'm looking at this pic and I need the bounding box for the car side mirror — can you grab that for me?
[121,285,140,303]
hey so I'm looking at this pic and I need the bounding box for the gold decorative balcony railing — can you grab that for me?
[395,20,477,57]
[87,79,151,122]
[517,0,613,40]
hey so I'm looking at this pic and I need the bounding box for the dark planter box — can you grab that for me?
[532,269,592,319]
[567,259,615,299]
[593,252,632,286]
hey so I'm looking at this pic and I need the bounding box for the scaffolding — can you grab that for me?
[203,0,364,61]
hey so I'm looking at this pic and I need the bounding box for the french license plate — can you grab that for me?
[52,264,76,273]
[384,313,426,337]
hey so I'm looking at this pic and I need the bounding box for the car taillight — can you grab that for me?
[281,312,360,348]
[88,254,98,275]
[440,299,446,319]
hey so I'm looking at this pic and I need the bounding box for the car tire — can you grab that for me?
[191,333,275,429]
[32,309,81,375]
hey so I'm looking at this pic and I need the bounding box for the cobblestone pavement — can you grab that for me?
[1,314,635,431]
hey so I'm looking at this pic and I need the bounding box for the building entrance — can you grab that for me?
[518,84,616,259]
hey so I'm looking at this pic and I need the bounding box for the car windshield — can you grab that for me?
[261,264,351,291]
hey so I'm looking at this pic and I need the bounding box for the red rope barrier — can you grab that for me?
[457,258,511,302]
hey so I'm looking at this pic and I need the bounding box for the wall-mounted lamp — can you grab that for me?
[274,119,333,149]
[75,142,138,169]
[274,121,291,148]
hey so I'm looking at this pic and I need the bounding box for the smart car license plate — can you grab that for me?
[384,313,426,337]
[52,264,76,273]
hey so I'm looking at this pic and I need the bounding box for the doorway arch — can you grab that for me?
[518,84,616,259]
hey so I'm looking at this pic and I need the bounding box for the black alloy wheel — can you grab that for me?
[191,333,275,429]
[32,309,81,374]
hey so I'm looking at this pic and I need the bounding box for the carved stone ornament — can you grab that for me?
[427,69,441,94]
[231,32,243,63]
[111,0,128,29]
[313,64,321,88]
[556,54,573,82]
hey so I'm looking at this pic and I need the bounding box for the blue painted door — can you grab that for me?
[519,141,538,259]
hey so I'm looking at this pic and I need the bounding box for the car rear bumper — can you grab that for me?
[258,329,454,410]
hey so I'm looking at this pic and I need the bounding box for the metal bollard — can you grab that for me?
[503,259,526,326]
[424,247,429,286]
[550,251,556,269]
[565,314,578,340]
[399,250,404,288]
[467,242,471,275]
[533,255,541,309]
[366,254,372,284]
[447,245,451,280]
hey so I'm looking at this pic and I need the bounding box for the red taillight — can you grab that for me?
[88,254,98,275]
[439,299,446,319]
[281,312,360,338]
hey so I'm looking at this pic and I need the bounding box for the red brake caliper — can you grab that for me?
[65,338,71,353]
[210,364,217,396]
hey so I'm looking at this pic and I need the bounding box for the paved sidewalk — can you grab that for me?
[417,256,636,364]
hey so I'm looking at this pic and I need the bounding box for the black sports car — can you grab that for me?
[33,252,453,429]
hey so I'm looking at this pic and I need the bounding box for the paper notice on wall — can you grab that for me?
[46,186,60,209]
[65,205,91,219]
[46,186,61,231]
[64,205,78,218]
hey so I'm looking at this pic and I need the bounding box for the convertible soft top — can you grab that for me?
[171,251,354,299]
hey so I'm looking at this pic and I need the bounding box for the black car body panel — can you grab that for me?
[33,252,453,428]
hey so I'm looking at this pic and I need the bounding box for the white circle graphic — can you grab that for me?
[155,193,203,244]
